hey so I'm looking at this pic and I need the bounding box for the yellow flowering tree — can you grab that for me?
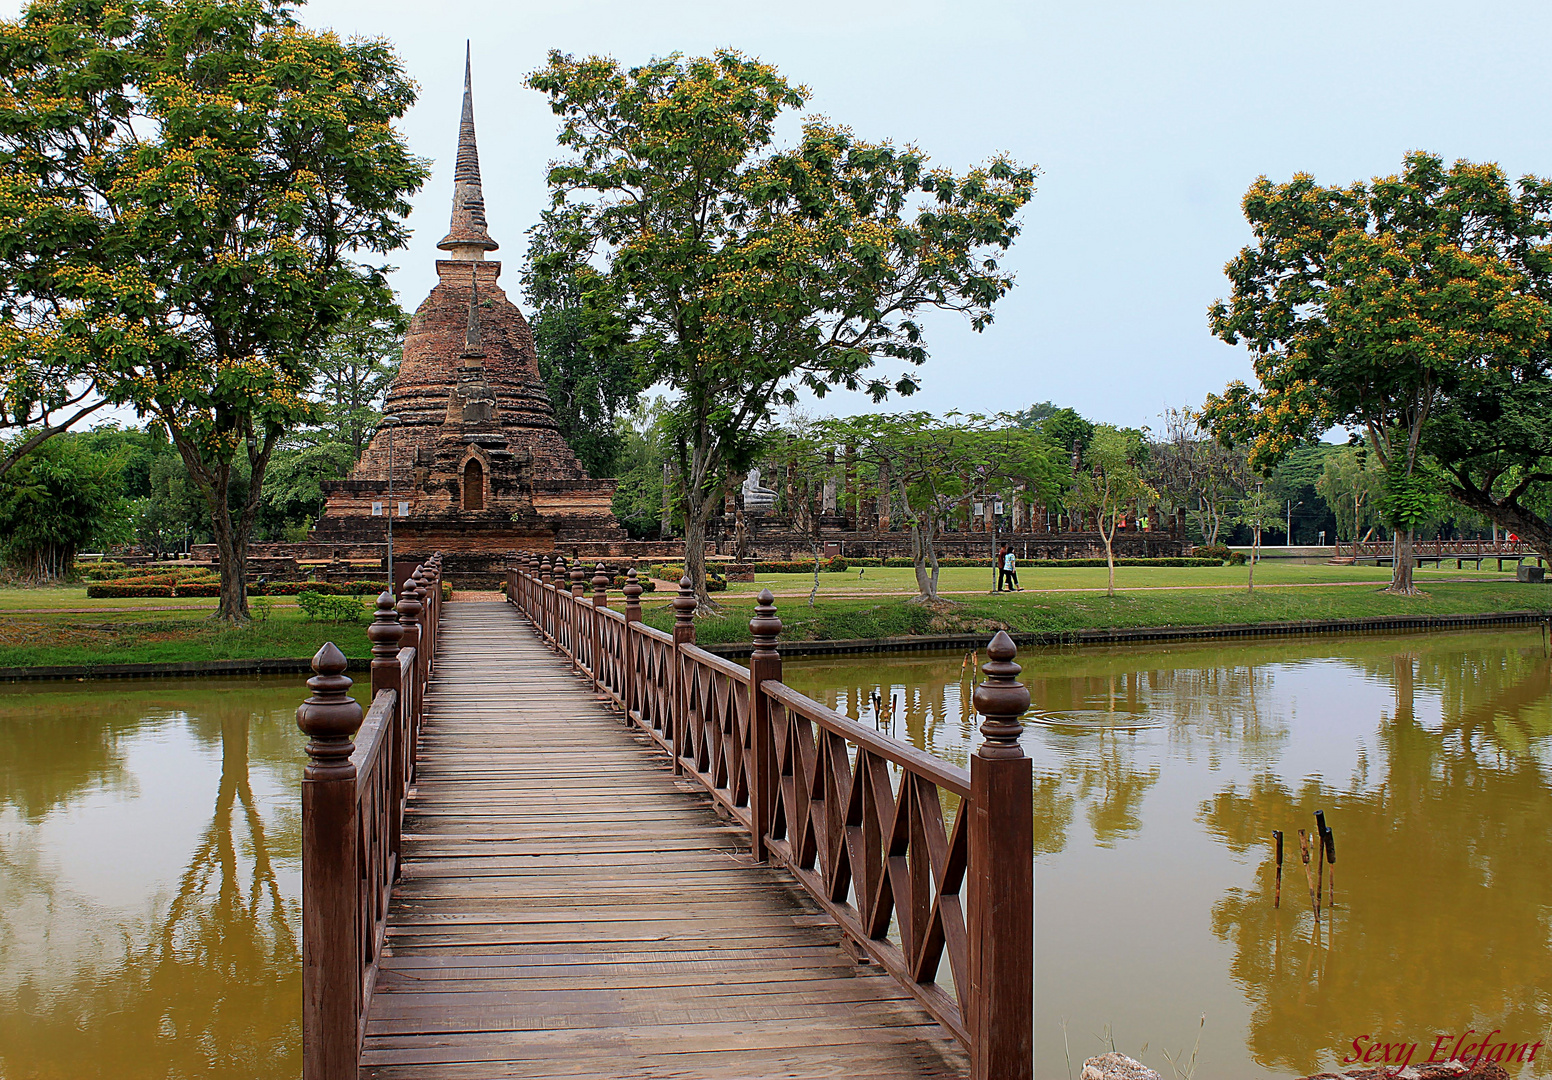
[0,0,427,618]
[1201,153,1552,594]
[528,50,1037,609]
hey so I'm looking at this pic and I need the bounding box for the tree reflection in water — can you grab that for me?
[0,682,307,1079]
[783,632,1552,1079]
[1205,643,1552,1077]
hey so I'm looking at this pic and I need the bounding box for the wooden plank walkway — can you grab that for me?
[360,601,970,1079]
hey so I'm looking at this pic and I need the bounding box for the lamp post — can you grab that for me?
[1286,500,1302,546]
[382,415,400,590]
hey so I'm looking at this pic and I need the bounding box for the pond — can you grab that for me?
[4,634,1548,1079]
[0,676,362,1080]
[781,630,1552,1080]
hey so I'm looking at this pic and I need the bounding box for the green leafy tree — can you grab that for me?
[522,206,644,478]
[0,0,428,619]
[1234,484,1280,591]
[1150,406,1251,545]
[1070,424,1154,596]
[1316,443,1388,542]
[257,440,354,537]
[309,305,403,460]
[527,49,1037,608]
[1202,152,1552,594]
[0,433,128,581]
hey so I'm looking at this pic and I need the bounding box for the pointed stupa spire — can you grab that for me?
[438,43,498,257]
[461,265,485,361]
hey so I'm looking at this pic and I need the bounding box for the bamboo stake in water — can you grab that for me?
[1319,817,1337,909]
[1273,830,1284,908]
[1313,812,1326,911]
[1298,829,1320,923]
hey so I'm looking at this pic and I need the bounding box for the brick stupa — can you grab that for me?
[315,52,624,582]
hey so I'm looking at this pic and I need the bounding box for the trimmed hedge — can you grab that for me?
[85,583,174,598]
[249,580,387,596]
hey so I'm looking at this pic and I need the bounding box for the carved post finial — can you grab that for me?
[296,642,362,776]
[369,591,404,664]
[398,572,424,629]
[592,563,610,607]
[673,575,697,631]
[749,588,782,657]
[570,561,586,597]
[972,630,1029,758]
[623,567,643,617]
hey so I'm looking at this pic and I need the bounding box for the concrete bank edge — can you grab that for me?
[0,656,371,683]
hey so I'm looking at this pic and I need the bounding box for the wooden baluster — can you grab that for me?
[553,556,568,651]
[968,631,1034,1080]
[410,566,429,691]
[368,592,406,878]
[543,556,557,644]
[592,564,611,694]
[671,575,698,774]
[397,573,424,771]
[539,556,553,641]
[567,561,585,672]
[623,568,643,724]
[296,642,364,1080]
[747,589,782,862]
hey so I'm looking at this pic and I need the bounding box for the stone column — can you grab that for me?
[822,448,838,515]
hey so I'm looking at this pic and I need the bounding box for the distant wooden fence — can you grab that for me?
[295,555,443,1080]
[507,554,1035,1080]
[1338,538,1538,560]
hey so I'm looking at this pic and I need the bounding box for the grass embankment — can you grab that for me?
[640,570,1551,647]
[0,563,1545,666]
[0,605,370,669]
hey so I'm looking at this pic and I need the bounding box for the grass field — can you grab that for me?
[0,561,1546,667]
[690,560,1527,597]
[0,605,371,668]
[639,577,1552,646]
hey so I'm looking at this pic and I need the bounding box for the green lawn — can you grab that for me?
[641,579,1552,646]
[1,560,1546,668]
[0,605,371,668]
[696,560,1527,598]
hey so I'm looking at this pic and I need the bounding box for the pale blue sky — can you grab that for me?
[11,0,1552,428]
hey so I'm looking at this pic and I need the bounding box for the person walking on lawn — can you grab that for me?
[999,546,1022,592]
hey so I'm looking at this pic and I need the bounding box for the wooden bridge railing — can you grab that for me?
[295,554,444,1080]
[1338,537,1537,559]
[506,555,1034,1080]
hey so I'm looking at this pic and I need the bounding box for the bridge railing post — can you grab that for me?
[297,642,364,1080]
[747,589,781,862]
[671,575,697,774]
[397,573,425,776]
[969,631,1034,1080]
[369,592,406,875]
[623,568,643,720]
[592,564,610,693]
[540,556,554,642]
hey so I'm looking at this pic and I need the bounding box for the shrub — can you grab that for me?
[85,583,175,598]
[1192,543,1233,564]
[174,583,222,596]
[1229,552,1247,565]
[442,580,452,601]
[297,590,368,623]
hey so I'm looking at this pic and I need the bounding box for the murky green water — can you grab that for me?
[4,636,1549,1079]
[782,631,1552,1080]
[0,677,365,1080]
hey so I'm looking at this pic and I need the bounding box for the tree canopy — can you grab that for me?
[1201,152,1552,591]
[527,48,1037,606]
[0,0,427,617]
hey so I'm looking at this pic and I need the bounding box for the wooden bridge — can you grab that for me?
[296,555,1033,1079]
[1337,537,1544,569]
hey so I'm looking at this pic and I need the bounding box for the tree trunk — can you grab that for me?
[911,523,938,601]
[1248,528,1259,592]
[1388,527,1417,595]
[1101,519,1116,597]
[808,536,821,608]
[211,500,249,621]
